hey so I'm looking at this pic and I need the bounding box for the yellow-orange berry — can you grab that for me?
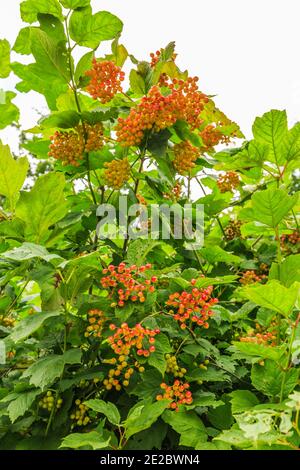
[173,141,199,174]
[85,59,125,103]
[104,158,130,189]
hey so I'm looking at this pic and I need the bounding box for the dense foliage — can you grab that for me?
[0,0,299,451]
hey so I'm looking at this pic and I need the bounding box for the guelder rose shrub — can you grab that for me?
[0,0,299,451]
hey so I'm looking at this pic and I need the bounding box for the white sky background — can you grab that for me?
[1,0,300,149]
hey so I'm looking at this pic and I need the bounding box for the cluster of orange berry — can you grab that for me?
[200,124,230,151]
[104,158,130,189]
[173,141,199,174]
[165,354,187,378]
[102,322,159,391]
[156,380,193,411]
[0,315,15,327]
[217,171,240,193]
[116,78,208,147]
[239,270,267,285]
[85,59,125,103]
[224,220,243,241]
[39,391,63,412]
[70,399,90,427]
[166,282,218,329]
[240,322,277,347]
[48,123,104,166]
[84,309,106,338]
[101,262,157,307]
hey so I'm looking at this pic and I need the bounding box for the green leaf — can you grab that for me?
[199,246,241,265]
[126,239,162,266]
[232,342,285,362]
[69,8,123,49]
[13,27,32,55]
[0,39,10,78]
[207,402,233,430]
[22,139,51,158]
[16,172,68,244]
[40,111,80,129]
[282,122,300,162]
[125,400,169,439]
[29,28,69,83]
[10,311,60,342]
[74,51,93,84]
[251,360,299,398]
[59,0,90,8]
[84,399,120,425]
[229,390,260,414]
[22,356,65,389]
[7,390,40,423]
[60,431,110,450]
[240,280,299,317]
[23,350,82,390]
[129,69,146,95]
[20,0,63,23]
[147,129,172,158]
[2,243,61,262]
[269,254,300,287]
[162,409,207,447]
[0,90,19,129]
[250,188,298,228]
[252,109,287,165]
[0,141,28,209]
[148,334,172,375]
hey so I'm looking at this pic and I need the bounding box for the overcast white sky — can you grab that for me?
[1,0,300,147]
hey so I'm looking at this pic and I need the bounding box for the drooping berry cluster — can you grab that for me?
[101,262,157,307]
[200,124,230,151]
[165,283,218,330]
[224,220,243,240]
[165,354,187,378]
[102,322,159,390]
[85,59,125,103]
[240,322,277,347]
[173,141,199,174]
[150,50,161,67]
[217,171,240,193]
[39,391,63,412]
[104,158,130,189]
[116,78,208,147]
[48,123,104,166]
[70,399,90,427]
[156,380,193,411]
[239,270,267,285]
[84,309,106,338]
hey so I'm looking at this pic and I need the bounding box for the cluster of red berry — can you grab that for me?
[48,123,104,166]
[239,270,267,285]
[84,309,106,338]
[281,230,300,251]
[173,141,199,174]
[165,282,218,329]
[116,77,208,147]
[200,124,230,151]
[217,171,240,193]
[156,380,193,411]
[101,263,157,307]
[102,322,159,390]
[104,158,130,189]
[240,322,277,347]
[85,59,125,103]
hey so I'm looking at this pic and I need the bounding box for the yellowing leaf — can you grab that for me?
[0,141,28,210]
